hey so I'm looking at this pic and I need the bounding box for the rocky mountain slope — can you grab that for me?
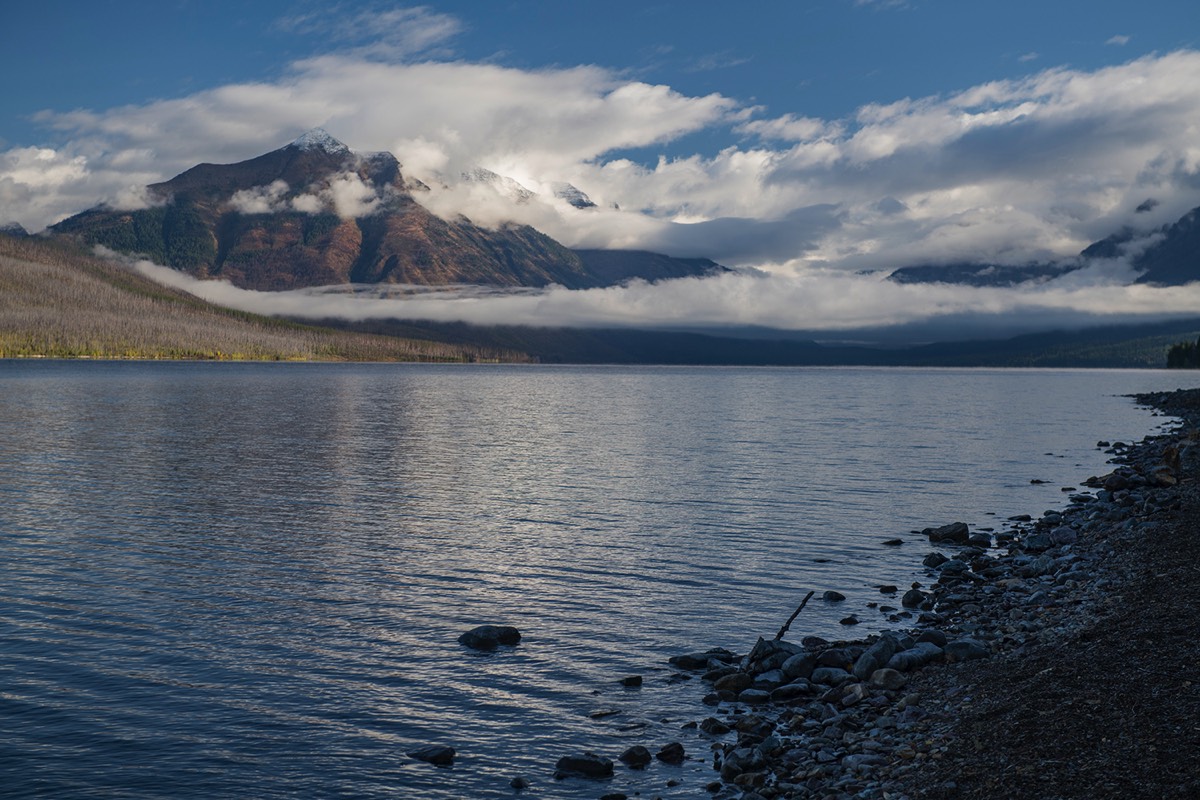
[51,130,721,291]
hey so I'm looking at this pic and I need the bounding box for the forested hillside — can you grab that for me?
[0,235,527,362]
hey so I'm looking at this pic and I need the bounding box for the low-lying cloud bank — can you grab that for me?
[124,252,1200,337]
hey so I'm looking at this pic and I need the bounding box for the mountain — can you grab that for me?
[51,129,720,291]
[574,249,727,284]
[550,183,597,209]
[889,202,1200,287]
[1131,206,1200,285]
[888,262,1072,287]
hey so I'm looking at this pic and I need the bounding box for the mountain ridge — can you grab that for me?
[888,202,1200,287]
[51,130,723,292]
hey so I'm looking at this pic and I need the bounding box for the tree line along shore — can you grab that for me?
[0,234,527,363]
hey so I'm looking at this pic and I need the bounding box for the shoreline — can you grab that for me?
[653,388,1200,800]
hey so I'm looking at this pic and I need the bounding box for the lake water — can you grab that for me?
[0,362,1195,799]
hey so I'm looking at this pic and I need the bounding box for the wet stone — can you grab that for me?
[458,625,520,650]
[407,745,455,766]
[656,741,686,764]
[618,745,652,769]
[738,688,772,705]
[554,752,614,780]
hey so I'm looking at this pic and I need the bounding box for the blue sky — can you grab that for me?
[3,0,1194,151]
[3,1,1200,333]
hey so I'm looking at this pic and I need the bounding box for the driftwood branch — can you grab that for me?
[774,590,816,641]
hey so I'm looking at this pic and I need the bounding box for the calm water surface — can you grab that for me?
[0,362,1195,798]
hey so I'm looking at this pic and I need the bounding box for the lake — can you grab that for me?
[0,362,1194,798]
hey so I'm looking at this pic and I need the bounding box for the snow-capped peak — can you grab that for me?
[550,182,597,209]
[461,167,535,203]
[289,128,351,155]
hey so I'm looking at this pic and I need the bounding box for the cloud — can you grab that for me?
[735,114,841,142]
[1018,52,1039,63]
[274,5,463,61]
[4,36,1200,288]
[229,180,290,214]
[1107,35,1132,46]
[119,248,1200,336]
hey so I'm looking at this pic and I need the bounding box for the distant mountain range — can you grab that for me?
[889,203,1200,287]
[51,129,723,291]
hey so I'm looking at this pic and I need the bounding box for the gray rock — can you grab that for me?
[781,652,818,680]
[939,559,969,575]
[669,648,735,670]
[923,552,950,568]
[886,642,943,671]
[870,668,907,690]
[619,675,642,688]
[916,629,948,647]
[944,638,989,661]
[407,745,455,766]
[618,745,652,769]
[1103,473,1132,491]
[902,588,928,608]
[1050,526,1078,545]
[699,717,732,735]
[842,753,887,771]
[769,681,813,703]
[925,522,970,544]
[752,669,785,690]
[1022,534,1051,554]
[738,688,771,704]
[656,741,686,764]
[714,672,753,693]
[852,635,899,680]
[842,682,870,706]
[554,752,613,779]
[702,665,738,682]
[1019,554,1056,578]
[510,776,530,790]
[823,590,847,602]
[720,747,766,781]
[458,625,520,650]
[811,667,852,685]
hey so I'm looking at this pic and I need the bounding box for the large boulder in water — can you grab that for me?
[458,625,521,650]
[554,752,613,779]
[924,522,970,544]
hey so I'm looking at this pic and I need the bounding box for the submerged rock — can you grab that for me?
[407,744,455,766]
[458,625,521,650]
[554,752,613,779]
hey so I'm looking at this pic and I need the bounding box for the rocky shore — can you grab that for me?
[649,388,1200,800]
